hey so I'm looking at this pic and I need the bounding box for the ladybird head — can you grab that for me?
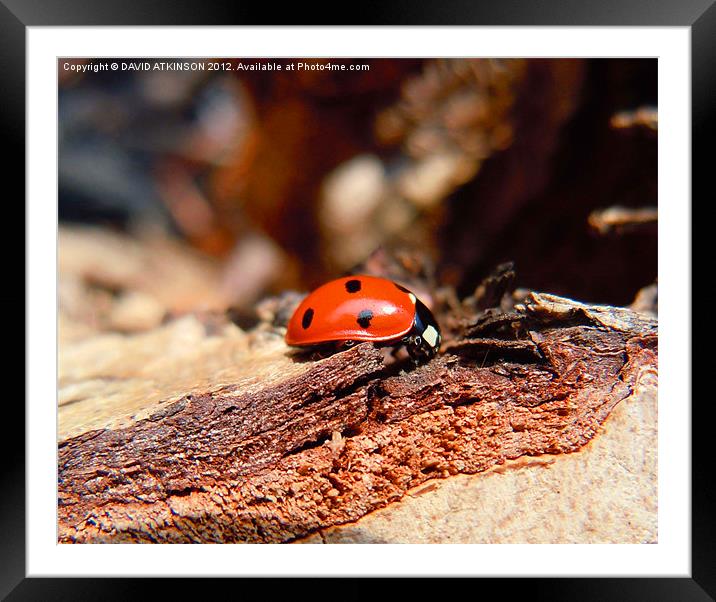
[404,299,441,362]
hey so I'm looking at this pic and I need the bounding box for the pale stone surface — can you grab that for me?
[298,363,657,544]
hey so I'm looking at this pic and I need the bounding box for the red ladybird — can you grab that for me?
[285,275,441,361]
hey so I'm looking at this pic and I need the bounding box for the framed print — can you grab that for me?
[8,0,710,598]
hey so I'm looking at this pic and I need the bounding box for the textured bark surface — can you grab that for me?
[297,356,658,544]
[58,290,657,543]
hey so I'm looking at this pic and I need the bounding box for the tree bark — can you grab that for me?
[58,291,657,543]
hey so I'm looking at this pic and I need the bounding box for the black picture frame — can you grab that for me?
[6,1,709,599]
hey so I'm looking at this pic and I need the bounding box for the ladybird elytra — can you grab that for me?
[285,275,441,361]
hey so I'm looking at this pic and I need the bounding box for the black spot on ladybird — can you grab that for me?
[345,279,362,293]
[356,309,373,328]
[302,308,314,329]
[395,283,411,293]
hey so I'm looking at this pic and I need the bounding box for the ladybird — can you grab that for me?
[285,275,441,362]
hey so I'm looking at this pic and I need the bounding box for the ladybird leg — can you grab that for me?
[406,347,421,366]
[309,342,347,360]
[390,344,404,360]
[310,345,335,360]
[406,335,434,365]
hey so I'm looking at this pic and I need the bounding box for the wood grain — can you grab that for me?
[58,291,657,543]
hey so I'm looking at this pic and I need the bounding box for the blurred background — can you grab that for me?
[58,58,657,338]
